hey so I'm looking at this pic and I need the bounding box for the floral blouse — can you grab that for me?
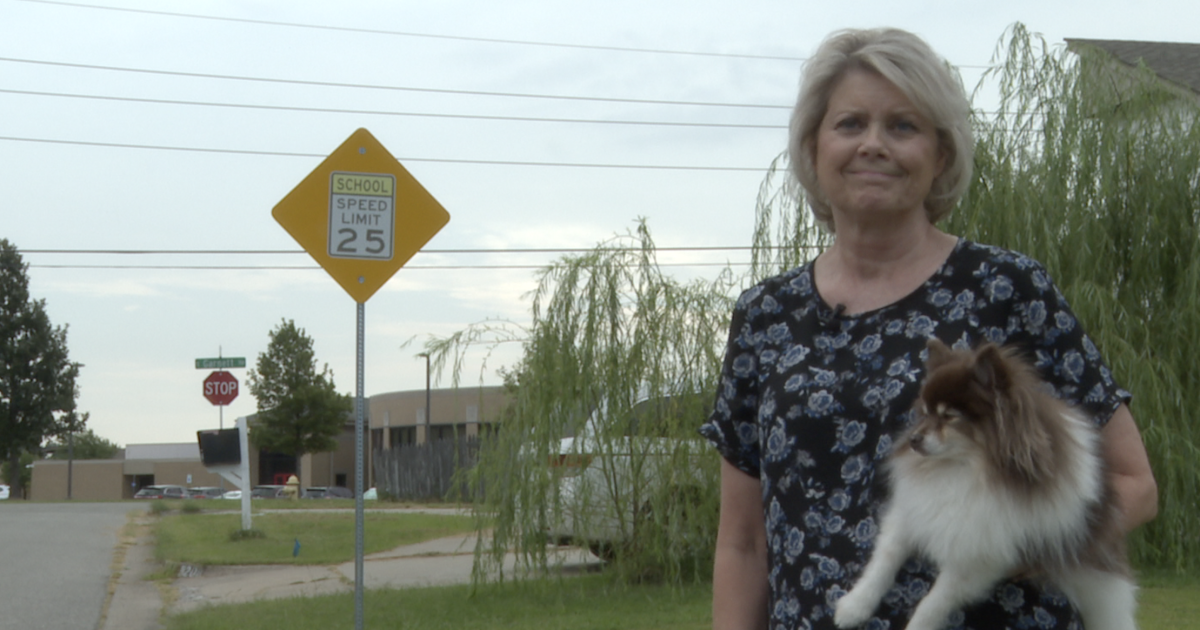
[700,239,1130,630]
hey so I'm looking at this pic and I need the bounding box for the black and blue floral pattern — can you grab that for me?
[701,239,1130,630]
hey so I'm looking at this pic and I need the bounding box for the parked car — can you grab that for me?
[251,485,287,499]
[304,486,353,499]
[186,486,225,499]
[133,484,187,500]
[0,484,9,500]
[545,394,713,559]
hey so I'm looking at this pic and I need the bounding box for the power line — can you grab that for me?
[14,0,807,62]
[0,136,770,171]
[27,262,754,271]
[18,246,775,255]
[19,246,791,270]
[0,57,792,110]
[0,88,787,130]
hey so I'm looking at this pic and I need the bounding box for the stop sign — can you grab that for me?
[203,371,239,406]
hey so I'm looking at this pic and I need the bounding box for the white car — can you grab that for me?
[0,484,9,500]
[545,395,715,559]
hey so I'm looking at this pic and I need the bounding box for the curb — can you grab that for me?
[101,516,163,630]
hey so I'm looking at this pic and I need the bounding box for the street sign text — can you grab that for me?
[195,357,246,370]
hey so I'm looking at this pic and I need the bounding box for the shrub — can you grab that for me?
[228,528,267,542]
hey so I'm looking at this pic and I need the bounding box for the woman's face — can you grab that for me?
[814,69,945,226]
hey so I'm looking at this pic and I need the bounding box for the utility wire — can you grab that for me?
[20,246,801,270]
[14,0,995,69]
[0,88,787,130]
[0,136,770,171]
[27,262,754,271]
[19,246,776,255]
[0,57,792,110]
[14,0,807,62]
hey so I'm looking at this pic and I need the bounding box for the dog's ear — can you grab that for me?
[924,337,953,369]
[972,343,1012,392]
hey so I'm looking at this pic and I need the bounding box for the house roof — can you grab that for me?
[1067,38,1200,95]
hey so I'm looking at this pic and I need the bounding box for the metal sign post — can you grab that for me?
[354,303,366,622]
[272,128,449,630]
[197,418,253,530]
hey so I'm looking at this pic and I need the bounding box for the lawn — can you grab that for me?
[155,509,476,565]
[155,509,1199,629]
[1135,570,1200,630]
[164,575,712,630]
[163,570,1200,630]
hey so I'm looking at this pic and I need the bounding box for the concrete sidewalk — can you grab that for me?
[172,532,599,612]
[104,514,601,629]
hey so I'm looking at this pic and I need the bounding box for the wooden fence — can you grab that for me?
[373,437,480,501]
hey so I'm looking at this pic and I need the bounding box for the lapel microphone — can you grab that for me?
[818,303,848,327]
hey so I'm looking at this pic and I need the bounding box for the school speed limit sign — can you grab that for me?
[328,172,395,260]
[272,128,450,303]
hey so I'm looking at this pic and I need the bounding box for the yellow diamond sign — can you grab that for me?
[272,128,450,303]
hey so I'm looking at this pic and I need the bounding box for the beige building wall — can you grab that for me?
[148,460,227,488]
[299,424,357,490]
[31,460,125,501]
[368,386,508,447]
[30,459,225,501]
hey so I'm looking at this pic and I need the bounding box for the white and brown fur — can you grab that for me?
[834,338,1136,630]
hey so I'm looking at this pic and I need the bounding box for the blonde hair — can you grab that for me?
[787,28,974,231]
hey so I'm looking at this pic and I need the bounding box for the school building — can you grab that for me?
[29,385,508,501]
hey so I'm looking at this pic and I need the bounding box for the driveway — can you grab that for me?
[0,502,145,630]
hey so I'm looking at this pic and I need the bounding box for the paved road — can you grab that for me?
[0,502,145,630]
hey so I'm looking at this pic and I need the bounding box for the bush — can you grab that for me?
[228,528,267,542]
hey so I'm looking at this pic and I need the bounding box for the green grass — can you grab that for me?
[1136,571,1200,630]
[155,511,475,565]
[164,574,712,630]
[163,570,1199,630]
[154,509,1198,630]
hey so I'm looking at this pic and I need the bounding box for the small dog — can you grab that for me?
[834,339,1136,630]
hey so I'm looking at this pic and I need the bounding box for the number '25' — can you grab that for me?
[336,228,385,254]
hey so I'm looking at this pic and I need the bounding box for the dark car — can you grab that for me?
[133,484,187,500]
[186,486,225,499]
[304,486,353,499]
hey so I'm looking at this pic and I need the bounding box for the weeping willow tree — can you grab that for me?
[753,24,1200,571]
[953,25,1200,571]
[425,222,735,585]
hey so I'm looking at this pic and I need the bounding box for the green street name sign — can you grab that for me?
[195,357,246,370]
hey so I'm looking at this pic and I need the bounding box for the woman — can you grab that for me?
[700,28,1157,630]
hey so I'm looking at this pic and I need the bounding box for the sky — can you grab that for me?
[3,0,1198,448]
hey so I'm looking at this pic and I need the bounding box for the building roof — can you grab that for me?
[125,443,200,460]
[1067,38,1200,95]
